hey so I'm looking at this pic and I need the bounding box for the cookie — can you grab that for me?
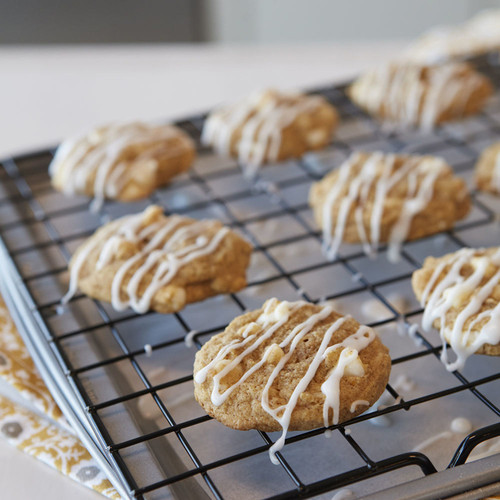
[193,298,391,463]
[309,151,470,262]
[475,142,500,195]
[49,122,195,210]
[63,205,252,314]
[348,62,493,129]
[412,247,500,371]
[405,10,500,64]
[201,89,338,176]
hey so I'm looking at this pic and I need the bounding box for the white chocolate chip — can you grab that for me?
[344,355,365,377]
[239,322,261,338]
[264,343,285,364]
[443,284,472,308]
[275,302,290,319]
[257,300,290,324]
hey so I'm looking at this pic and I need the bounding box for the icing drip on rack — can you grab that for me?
[201,89,326,175]
[321,152,447,262]
[63,206,230,314]
[419,247,500,371]
[492,151,500,193]
[194,299,376,464]
[350,400,369,413]
[352,63,484,129]
[412,417,472,453]
[49,122,188,211]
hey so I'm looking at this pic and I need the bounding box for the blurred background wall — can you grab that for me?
[201,0,500,43]
[1,0,500,45]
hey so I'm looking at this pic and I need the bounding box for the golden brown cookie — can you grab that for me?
[475,142,500,195]
[309,151,470,262]
[49,122,195,209]
[309,152,470,261]
[404,10,500,64]
[194,298,391,462]
[412,247,500,371]
[348,62,493,129]
[63,205,252,314]
[201,89,338,175]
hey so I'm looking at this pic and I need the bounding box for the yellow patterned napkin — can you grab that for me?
[0,295,119,499]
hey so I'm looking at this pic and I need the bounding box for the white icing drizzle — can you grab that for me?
[407,323,422,346]
[321,152,447,262]
[492,151,500,193]
[184,330,199,348]
[392,374,415,394]
[350,400,369,413]
[62,208,231,314]
[419,65,466,130]
[413,418,473,454]
[321,326,374,428]
[351,63,486,130]
[194,299,376,464]
[202,89,326,174]
[413,431,453,453]
[49,122,189,211]
[369,415,392,427]
[420,247,500,371]
[396,317,407,337]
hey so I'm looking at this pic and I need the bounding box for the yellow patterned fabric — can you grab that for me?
[0,295,119,499]
[0,395,119,498]
[0,296,68,429]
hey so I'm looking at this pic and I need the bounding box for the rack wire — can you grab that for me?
[0,54,499,499]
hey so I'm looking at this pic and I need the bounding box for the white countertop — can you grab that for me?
[0,42,406,158]
[0,41,405,499]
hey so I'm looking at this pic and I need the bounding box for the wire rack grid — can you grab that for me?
[0,56,500,500]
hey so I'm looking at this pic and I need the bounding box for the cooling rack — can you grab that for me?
[0,54,500,500]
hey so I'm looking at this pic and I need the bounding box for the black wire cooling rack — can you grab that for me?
[0,55,500,500]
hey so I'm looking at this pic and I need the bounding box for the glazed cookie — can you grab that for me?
[405,10,500,64]
[348,62,493,129]
[194,298,391,462]
[201,89,338,176]
[309,151,470,262]
[412,247,500,371]
[475,142,500,195]
[49,122,195,210]
[63,205,252,314]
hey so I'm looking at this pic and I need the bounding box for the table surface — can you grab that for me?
[0,41,405,500]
